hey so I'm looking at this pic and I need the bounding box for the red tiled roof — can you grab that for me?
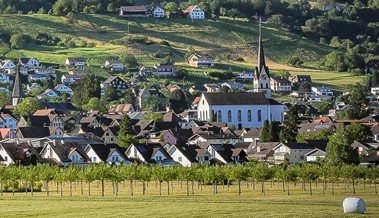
[184,5,198,13]
[192,96,201,105]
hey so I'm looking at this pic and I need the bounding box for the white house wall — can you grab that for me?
[86,147,102,163]
[168,147,192,167]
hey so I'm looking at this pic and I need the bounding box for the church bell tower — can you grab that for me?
[253,21,271,99]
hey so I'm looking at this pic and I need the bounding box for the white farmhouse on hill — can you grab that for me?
[154,6,165,18]
[183,5,205,19]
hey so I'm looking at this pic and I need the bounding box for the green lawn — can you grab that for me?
[0,181,377,217]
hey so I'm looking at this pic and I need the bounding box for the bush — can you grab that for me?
[110,35,153,45]
[235,57,244,62]
[209,71,234,80]
[348,68,365,76]
[159,40,171,46]
[287,56,303,67]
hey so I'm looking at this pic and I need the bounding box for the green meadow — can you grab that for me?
[0,181,377,218]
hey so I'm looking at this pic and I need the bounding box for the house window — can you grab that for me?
[4,156,7,161]
[178,157,182,162]
[237,110,242,122]
[257,110,262,122]
[227,110,232,122]
[156,156,162,161]
[93,157,96,162]
[217,110,222,122]
[247,110,252,122]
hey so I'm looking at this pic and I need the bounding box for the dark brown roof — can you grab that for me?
[170,144,198,163]
[203,92,275,105]
[248,142,279,158]
[0,140,44,163]
[42,141,90,163]
[271,76,291,84]
[103,76,127,85]
[361,151,379,163]
[163,112,183,122]
[16,127,51,138]
[86,144,128,162]
[129,143,170,163]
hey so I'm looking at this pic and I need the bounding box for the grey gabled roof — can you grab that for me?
[203,92,274,105]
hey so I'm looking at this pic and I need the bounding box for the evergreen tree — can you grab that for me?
[117,114,136,147]
[349,83,369,119]
[259,120,271,142]
[72,74,100,110]
[269,121,280,142]
[280,107,299,143]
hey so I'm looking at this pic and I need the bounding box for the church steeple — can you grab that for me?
[257,21,266,72]
[253,20,271,99]
[12,68,23,106]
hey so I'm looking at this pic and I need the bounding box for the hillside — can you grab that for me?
[0,14,331,65]
[0,14,362,91]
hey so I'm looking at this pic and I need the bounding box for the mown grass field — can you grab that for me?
[0,180,378,217]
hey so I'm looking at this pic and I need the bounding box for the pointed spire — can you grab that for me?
[12,69,22,98]
[257,19,266,71]
[12,68,23,106]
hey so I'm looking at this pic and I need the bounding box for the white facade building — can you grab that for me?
[153,6,165,18]
[184,5,205,19]
[197,92,285,129]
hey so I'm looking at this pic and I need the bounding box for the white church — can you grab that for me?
[197,24,286,129]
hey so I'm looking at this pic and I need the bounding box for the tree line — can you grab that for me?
[1,162,379,197]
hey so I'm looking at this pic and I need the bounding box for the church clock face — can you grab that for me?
[262,75,267,80]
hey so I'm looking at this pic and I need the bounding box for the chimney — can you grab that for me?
[60,139,65,146]
[53,139,56,146]
[257,146,261,153]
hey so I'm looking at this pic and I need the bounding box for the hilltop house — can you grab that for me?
[289,75,312,85]
[54,84,73,96]
[65,57,86,67]
[183,5,205,19]
[104,60,124,71]
[119,6,149,17]
[188,54,215,68]
[197,92,285,129]
[0,60,16,73]
[153,64,176,76]
[270,76,292,92]
[236,71,254,79]
[153,6,165,18]
[101,76,128,94]
[19,58,40,69]
[61,70,88,84]
[0,73,14,84]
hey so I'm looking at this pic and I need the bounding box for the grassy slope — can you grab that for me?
[0,181,378,217]
[0,14,362,91]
